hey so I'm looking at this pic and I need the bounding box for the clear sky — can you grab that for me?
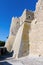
[0,0,38,41]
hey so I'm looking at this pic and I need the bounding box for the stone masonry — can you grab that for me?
[5,0,43,58]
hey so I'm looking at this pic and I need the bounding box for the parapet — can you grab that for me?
[20,9,34,24]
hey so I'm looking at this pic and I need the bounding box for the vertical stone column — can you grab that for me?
[12,22,31,58]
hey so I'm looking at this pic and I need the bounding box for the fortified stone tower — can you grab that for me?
[12,10,34,58]
[5,17,20,52]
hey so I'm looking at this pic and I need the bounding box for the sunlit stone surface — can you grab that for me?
[5,17,20,52]
[12,10,34,58]
[29,0,43,56]
[5,0,43,58]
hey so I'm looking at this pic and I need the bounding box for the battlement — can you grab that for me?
[20,9,34,23]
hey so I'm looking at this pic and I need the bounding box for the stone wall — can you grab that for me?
[29,0,43,56]
[5,17,20,52]
[12,10,34,58]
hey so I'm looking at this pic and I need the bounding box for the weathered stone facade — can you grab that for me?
[5,17,20,52]
[29,0,43,56]
[12,10,34,58]
[5,0,43,58]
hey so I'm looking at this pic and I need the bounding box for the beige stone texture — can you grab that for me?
[12,22,31,58]
[5,17,20,52]
[12,23,24,58]
[29,0,43,56]
[5,0,43,58]
[5,35,15,52]
[12,10,34,58]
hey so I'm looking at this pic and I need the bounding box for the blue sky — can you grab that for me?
[0,0,38,41]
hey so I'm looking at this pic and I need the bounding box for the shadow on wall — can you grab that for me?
[18,22,30,58]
